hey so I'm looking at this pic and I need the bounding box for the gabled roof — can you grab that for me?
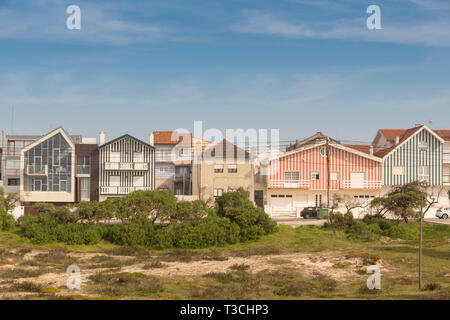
[273,139,381,163]
[286,132,340,151]
[203,139,250,160]
[22,127,76,154]
[343,144,373,155]
[374,125,444,158]
[99,134,154,149]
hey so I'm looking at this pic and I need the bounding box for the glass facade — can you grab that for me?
[77,156,91,175]
[24,133,72,192]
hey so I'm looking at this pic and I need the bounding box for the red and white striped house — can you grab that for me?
[266,133,382,216]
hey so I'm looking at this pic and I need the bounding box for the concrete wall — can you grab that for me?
[193,161,253,205]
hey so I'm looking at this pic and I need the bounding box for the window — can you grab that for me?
[80,178,90,201]
[320,147,328,157]
[418,140,428,151]
[8,178,19,186]
[330,172,339,181]
[418,166,429,182]
[214,188,224,197]
[228,164,237,173]
[284,171,299,183]
[311,171,320,181]
[393,166,405,176]
[5,159,20,175]
[23,133,72,193]
[77,156,90,175]
[214,165,224,173]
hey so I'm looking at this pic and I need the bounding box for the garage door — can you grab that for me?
[270,195,293,214]
[350,172,365,189]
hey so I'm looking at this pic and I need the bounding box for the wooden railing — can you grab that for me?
[104,162,149,171]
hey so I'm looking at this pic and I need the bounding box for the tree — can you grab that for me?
[370,182,427,223]
[0,187,18,231]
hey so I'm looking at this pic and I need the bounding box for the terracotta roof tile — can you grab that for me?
[153,131,192,146]
[343,144,373,155]
[433,129,450,141]
[374,126,424,157]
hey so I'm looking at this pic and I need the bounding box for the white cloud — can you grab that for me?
[230,10,450,46]
[0,2,175,45]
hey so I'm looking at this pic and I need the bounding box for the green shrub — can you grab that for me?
[0,208,15,231]
[215,188,277,241]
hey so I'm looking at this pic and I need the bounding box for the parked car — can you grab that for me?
[301,207,319,219]
[436,208,450,219]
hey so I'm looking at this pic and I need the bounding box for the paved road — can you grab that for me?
[425,218,450,225]
[273,217,326,227]
[273,217,450,227]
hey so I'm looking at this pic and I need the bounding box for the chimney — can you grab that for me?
[370,145,374,155]
[395,136,400,145]
[99,131,106,145]
[149,133,154,146]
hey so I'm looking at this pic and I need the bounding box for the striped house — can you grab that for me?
[373,124,450,216]
[267,132,382,216]
[98,133,155,201]
[373,125,444,186]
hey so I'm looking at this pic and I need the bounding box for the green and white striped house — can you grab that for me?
[373,125,445,186]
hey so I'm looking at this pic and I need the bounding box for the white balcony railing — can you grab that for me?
[342,180,381,189]
[104,162,149,171]
[100,186,153,195]
[269,180,311,189]
[443,175,450,184]
[443,153,450,164]
[27,165,48,176]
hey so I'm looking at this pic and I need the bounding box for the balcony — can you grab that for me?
[26,165,48,176]
[341,180,381,189]
[269,180,310,189]
[175,173,191,181]
[100,186,153,195]
[444,152,450,164]
[444,175,450,185]
[104,162,149,171]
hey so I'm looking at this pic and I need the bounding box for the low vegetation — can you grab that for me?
[15,189,277,250]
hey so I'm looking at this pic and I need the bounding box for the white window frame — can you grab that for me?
[330,171,339,181]
[214,188,224,197]
[393,166,405,176]
[418,166,429,182]
[311,171,320,181]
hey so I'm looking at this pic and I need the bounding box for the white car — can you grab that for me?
[436,208,450,219]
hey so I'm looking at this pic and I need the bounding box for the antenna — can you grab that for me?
[10,105,14,134]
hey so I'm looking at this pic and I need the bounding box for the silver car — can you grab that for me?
[436,208,450,219]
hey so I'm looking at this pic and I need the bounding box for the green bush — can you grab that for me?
[345,221,381,241]
[16,189,278,249]
[0,208,15,231]
[18,212,102,245]
[215,188,277,241]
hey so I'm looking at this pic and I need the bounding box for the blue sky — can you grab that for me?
[0,0,449,144]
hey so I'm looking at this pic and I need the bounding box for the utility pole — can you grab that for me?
[326,137,330,209]
[419,191,423,290]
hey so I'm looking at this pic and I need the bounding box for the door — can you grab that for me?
[350,172,365,189]
[254,190,264,208]
[270,195,293,214]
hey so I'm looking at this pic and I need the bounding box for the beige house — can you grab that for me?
[192,139,254,205]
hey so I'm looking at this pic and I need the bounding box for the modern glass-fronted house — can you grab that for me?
[20,127,78,203]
